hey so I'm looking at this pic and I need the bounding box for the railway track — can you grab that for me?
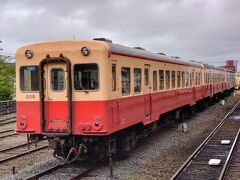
[25,161,100,180]
[0,140,49,164]
[0,114,16,120]
[171,100,240,180]
[0,129,16,139]
[221,129,240,179]
[0,116,16,125]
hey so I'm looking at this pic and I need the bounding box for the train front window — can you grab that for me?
[74,63,99,91]
[51,68,64,91]
[20,66,39,91]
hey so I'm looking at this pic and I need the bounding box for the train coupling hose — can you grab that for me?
[61,147,77,165]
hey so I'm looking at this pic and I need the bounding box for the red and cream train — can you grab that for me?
[15,38,235,160]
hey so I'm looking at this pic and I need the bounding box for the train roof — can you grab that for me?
[106,42,234,72]
[16,39,234,72]
[106,42,202,68]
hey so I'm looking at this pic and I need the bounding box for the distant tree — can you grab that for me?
[0,56,15,101]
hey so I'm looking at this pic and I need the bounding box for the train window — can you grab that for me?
[207,73,210,84]
[134,68,141,93]
[153,71,157,91]
[166,70,170,89]
[121,67,131,95]
[199,73,201,85]
[74,63,99,91]
[159,70,164,90]
[186,72,189,87]
[189,72,192,86]
[182,72,185,87]
[197,72,200,85]
[51,69,64,91]
[196,72,198,85]
[177,71,181,88]
[193,72,195,86]
[207,73,208,84]
[112,64,116,91]
[196,72,200,86]
[144,68,149,86]
[20,66,39,91]
[204,73,207,84]
[205,73,206,84]
[171,71,176,89]
[191,72,194,86]
[195,72,198,86]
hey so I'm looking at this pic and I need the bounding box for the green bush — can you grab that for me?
[0,57,15,101]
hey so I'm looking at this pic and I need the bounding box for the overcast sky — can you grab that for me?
[1,0,240,67]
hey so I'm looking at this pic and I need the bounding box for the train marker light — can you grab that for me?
[25,50,33,59]
[81,47,90,56]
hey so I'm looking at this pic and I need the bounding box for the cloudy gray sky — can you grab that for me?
[1,0,240,67]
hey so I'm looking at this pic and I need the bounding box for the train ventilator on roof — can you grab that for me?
[221,140,231,145]
[208,159,221,166]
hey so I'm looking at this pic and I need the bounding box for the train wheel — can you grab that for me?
[91,140,108,160]
[190,105,196,116]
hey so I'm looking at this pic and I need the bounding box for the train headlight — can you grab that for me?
[81,47,90,56]
[25,50,33,59]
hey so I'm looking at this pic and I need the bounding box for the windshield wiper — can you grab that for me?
[80,86,89,94]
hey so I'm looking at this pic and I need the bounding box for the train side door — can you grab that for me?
[144,64,151,119]
[43,62,69,133]
[210,71,214,97]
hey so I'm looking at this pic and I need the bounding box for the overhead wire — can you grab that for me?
[190,48,240,59]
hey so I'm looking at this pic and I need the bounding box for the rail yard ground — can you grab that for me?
[0,91,240,179]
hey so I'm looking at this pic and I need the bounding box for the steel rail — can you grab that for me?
[0,133,18,139]
[24,164,63,180]
[0,116,16,122]
[0,145,49,163]
[218,128,240,180]
[70,165,100,180]
[0,129,15,134]
[25,158,103,180]
[171,99,240,180]
[0,119,16,125]
[25,163,99,180]
[0,140,46,153]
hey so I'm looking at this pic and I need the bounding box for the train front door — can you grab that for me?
[42,62,70,133]
[144,64,151,120]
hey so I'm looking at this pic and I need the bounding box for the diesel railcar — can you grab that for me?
[15,39,235,161]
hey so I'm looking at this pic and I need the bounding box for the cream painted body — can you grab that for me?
[16,40,110,102]
[16,40,231,104]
